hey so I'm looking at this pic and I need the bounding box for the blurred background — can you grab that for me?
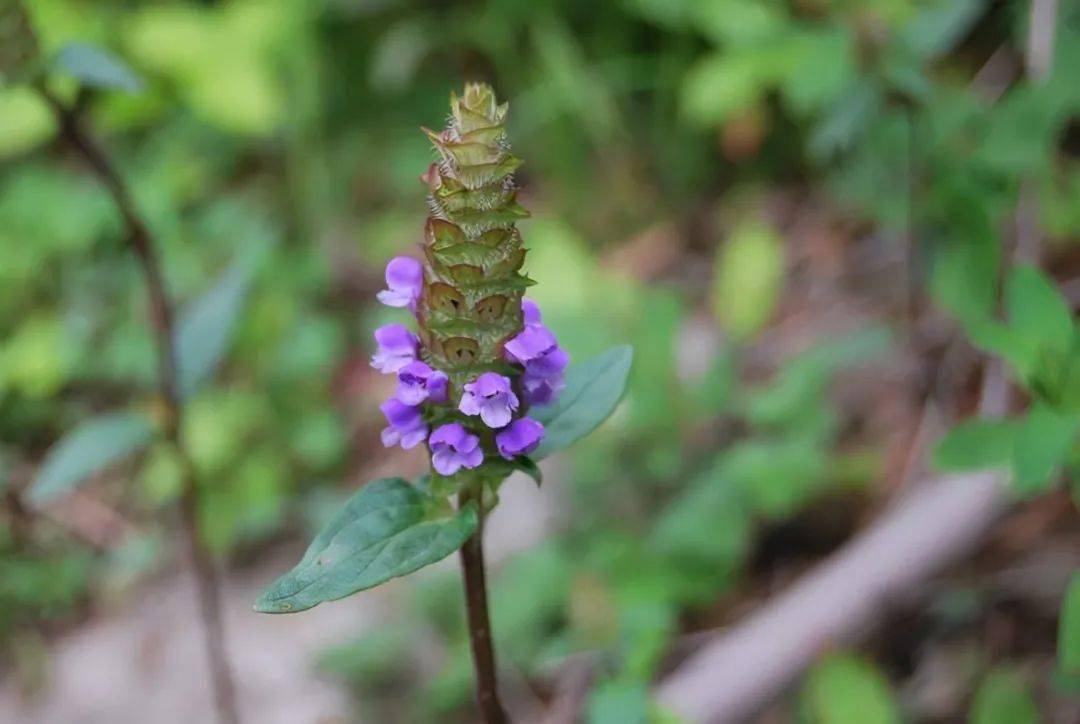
[1,0,1079,722]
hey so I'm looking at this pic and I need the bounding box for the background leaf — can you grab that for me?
[53,42,144,93]
[29,411,156,504]
[803,653,900,724]
[969,668,1040,724]
[175,246,262,398]
[933,419,1018,472]
[1060,572,1080,675]
[531,346,633,459]
[713,220,785,341]
[254,478,477,613]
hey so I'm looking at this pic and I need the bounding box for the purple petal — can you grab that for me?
[378,256,422,309]
[479,399,514,429]
[522,298,542,326]
[385,256,422,289]
[432,447,463,475]
[496,418,545,459]
[371,324,419,373]
[430,422,468,448]
[462,446,485,469]
[523,375,565,407]
[505,325,557,364]
[467,372,512,397]
[526,345,569,378]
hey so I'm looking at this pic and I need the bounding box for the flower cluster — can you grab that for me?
[367,82,567,479]
[371,261,566,475]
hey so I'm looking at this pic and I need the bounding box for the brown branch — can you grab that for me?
[40,86,241,724]
[459,488,510,724]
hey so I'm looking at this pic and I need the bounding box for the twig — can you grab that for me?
[40,86,241,724]
[459,487,509,724]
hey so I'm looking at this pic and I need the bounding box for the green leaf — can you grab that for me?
[30,411,156,504]
[531,346,634,459]
[1006,266,1073,357]
[254,478,477,613]
[53,43,144,93]
[713,220,785,341]
[933,419,1019,472]
[175,247,261,398]
[970,668,1040,724]
[1012,406,1079,495]
[803,653,900,724]
[1060,572,1080,675]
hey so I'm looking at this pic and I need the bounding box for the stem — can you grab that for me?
[459,488,508,724]
[41,87,241,724]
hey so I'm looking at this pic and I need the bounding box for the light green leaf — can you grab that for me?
[531,346,634,459]
[1013,406,1079,495]
[804,653,900,724]
[1006,265,1073,357]
[254,478,477,613]
[970,668,1040,724]
[933,419,1019,472]
[30,411,156,504]
[1060,572,1080,675]
[713,220,785,341]
[53,43,144,93]
[175,247,261,398]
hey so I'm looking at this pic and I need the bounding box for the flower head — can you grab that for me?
[505,301,568,407]
[377,256,423,311]
[429,423,484,475]
[495,417,544,459]
[396,361,448,406]
[523,370,566,407]
[459,372,519,428]
[379,398,428,449]
[370,323,419,374]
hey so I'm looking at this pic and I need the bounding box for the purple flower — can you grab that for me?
[376,256,423,310]
[370,323,419,374]
[379,398,428,449]
[396,361,448,405]
[429,423,484,475]
[523,371,566,407]
[522,297,542,326]
[496,417,544,459]
[504,324,559,365]
[504,308,569,407]
[459,372,519,428]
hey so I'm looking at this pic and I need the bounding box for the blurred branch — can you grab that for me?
[38,87,241,724]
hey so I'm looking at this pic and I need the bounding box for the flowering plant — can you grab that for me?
[255,83,632,721]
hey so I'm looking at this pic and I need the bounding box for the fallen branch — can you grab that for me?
[655,468,1008,722]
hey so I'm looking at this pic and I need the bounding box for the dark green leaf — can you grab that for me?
[53,42,143,93]
[970,668,1040,724]
[254,478,477,613]
[531,346,633,459]
[1060,572,1080,675]
[933,419,1019,472]
[30,411,156,504]
[175,248,261,398]
[1013,406,1079,495]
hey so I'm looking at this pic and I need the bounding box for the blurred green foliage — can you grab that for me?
[2,0,1078,721]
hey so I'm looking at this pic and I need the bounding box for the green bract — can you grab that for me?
[419,83,532,390]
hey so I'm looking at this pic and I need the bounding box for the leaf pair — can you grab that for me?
[255,346,633,613]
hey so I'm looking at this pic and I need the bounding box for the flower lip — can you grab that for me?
[429,422,484,476]
[396,361,448,405]
[379,398,428,449]
[495,417,544,459]
[460,372,519,429]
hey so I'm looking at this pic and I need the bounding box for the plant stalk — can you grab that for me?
[459,489,509,724]
[41,87,241,724]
